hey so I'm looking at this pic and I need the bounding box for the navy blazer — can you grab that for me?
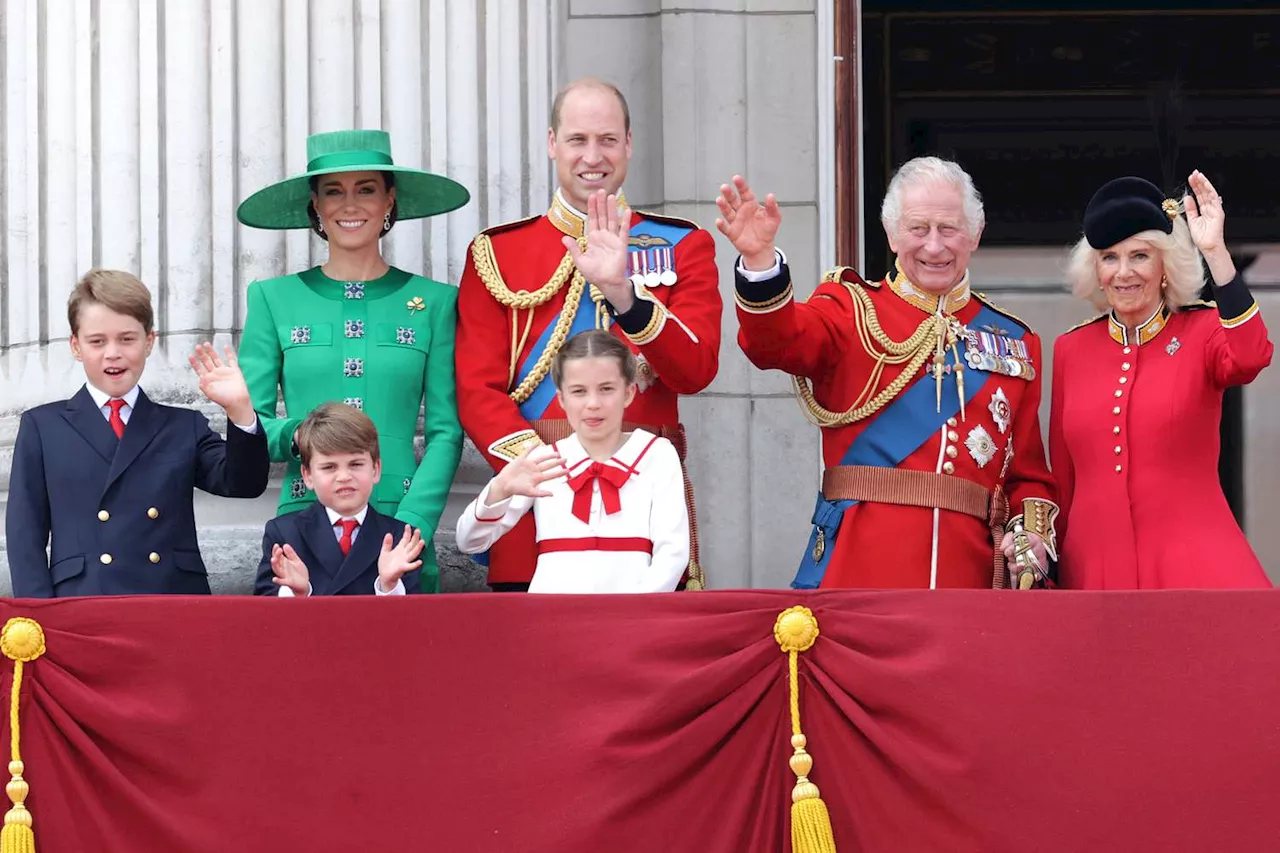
[254,501,420,596]
[5,386,270,597]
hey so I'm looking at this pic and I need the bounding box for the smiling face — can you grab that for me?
[548,85,632,211]
[302,450,381,517]
[1096,236,1165,325]
[71,302,155,398]
[885,180,982,294]
[556,355,637,447]
[310,170,395,251]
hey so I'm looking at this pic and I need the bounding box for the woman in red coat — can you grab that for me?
[1050,171,1273,589]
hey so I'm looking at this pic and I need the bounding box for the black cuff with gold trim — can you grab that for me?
[1214,272,1258,328]
[608,295,657,336]
[735,261,792,306]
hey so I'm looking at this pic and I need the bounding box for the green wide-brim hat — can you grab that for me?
[236,129,470,229]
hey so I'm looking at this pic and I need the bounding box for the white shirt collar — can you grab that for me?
[325,505,369,527]
[85,383,141,411]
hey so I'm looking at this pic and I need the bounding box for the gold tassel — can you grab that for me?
[1,618,46,853]
[774,607,838,853]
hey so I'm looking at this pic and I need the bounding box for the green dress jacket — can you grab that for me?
[240,266,462,592]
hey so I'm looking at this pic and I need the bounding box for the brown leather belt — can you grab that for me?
[821,465,993,521]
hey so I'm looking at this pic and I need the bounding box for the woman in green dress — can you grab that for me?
[237,129,468,592]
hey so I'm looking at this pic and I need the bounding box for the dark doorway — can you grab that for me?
[845,1,1280,522]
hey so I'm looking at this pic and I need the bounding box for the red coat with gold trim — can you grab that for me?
[456,194,721,585]
[1050,274,1273,589]
[736,259,1057,589]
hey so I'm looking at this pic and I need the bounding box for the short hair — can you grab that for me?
[880,156,986,238]
[296,402,381,468]
[550,78,631,135]
[1065,216,1205,312]
[551,329,637,387]
[307,172,398,242]
[68,269,155,335]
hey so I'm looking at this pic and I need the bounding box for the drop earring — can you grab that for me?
[383,211,392,232]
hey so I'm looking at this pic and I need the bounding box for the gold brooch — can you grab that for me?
[1161,198,1181,220]
[406,296,425,314]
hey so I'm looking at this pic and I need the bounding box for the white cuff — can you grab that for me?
[374,578,406,596]
[233,416,260,434]
[277,581,313,598]
[735,249,786,282]
[475,482,512,520]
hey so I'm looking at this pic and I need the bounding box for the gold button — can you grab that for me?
[1119,377,1128,384]
[1114,446,1122,455]
[1115,465,1123,473]
[1113,426,1121,435]
[1112,406,1121,415]
[942,461,955,475]
[947,430,959,442]
[1114,389,1123,398]
[149,552,161,564]
[147,507,159,519]
[1123,347,1132,355]
[100,554,113,565]
[1122,362,1131,371]
[946,446,958,458]
[97,510,110,522]
[946,418,958,428]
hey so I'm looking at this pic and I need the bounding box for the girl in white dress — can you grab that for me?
[455,330,690,593]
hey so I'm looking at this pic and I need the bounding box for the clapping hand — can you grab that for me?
[270,543,311,597]
[377,524,425,592]
[190,343,256,426]
[489,444,569,504]
[564,190,635,312]
[715,175,782,271]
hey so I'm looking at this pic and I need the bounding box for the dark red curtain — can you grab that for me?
[1,590,1277,852]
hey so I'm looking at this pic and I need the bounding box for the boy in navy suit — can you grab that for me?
[6,269,270,597]
[256,402,425,597]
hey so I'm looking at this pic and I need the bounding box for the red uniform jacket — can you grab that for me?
[736,258,1057,589]
[1050,274,1273,589]
[456,193,721,584]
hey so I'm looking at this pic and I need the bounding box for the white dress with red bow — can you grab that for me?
[455,429,690,593]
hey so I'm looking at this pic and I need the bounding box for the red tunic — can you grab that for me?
[1050,278,1274,589]
[736,261,1057,589]
[455,196,721,585]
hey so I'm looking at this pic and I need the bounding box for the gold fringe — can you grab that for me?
[1,619,46,853]
[774,607,838,853]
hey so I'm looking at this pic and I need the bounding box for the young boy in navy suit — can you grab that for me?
[6,269,270,597]
[255,402,426,597]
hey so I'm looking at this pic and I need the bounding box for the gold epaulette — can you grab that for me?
[974,292,1033,333]
[477,212,541,238]
[820,266,879,289]
[1061,314,1108,335]
[633,209,700,230]
[1182,299,1215,312]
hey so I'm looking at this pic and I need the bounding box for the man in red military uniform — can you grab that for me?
[717,159,1057,589]
[456,78,722,591]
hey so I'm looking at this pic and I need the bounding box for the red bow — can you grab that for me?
[565,462,632,524]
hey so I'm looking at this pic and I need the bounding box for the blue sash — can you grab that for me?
[792,300,1026,589]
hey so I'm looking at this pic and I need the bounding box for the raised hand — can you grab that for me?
[1184,170,1236,285]
[564,190,635,312]
[190,343,255,426]
[377,524,425,591]
[489,444,569,504]
[270,543,311,597]
[715,175,782,270]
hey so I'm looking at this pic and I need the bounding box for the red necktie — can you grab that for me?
[107,399,127,439]
[565,462,632,524]
[337,519,359,556]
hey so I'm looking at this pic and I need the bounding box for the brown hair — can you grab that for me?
[67,269,155,335]
[296,402,381,467]
[550,78,631,134]
[307,172,398,242]
[551,329,637,387]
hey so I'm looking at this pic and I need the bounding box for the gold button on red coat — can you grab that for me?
[1114,426,1121,435]
[1114,389,1123,398]
[1115,465,1123,473]
[1122,362,1131,371]
[946,446,958,459]
[1113,406,1121,415]
[943,461,955,475]
[1119,377,1128,384]
[1114,446,1122,455]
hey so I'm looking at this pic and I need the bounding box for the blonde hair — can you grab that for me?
[68,269,155,334]
[1065,216,1205,312]
[296,402,381,467]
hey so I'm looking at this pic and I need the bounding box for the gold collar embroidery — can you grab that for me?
[887,260,972,315]
[547,189,628,240]
[1108,304,1170,346]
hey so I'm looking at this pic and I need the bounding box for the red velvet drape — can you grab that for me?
[1,590,1276,852]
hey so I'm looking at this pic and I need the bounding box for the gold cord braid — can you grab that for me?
[472,234,579,309]
[793,279,946,428]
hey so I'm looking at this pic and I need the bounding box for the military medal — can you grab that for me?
[628,251,647,289]
[644,249,662,289]
[988,386,1012,434]
[965,424,998,468]
[961,325,1035,379]
[656,247,678,286]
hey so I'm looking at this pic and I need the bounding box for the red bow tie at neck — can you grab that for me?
[565,462,633,524]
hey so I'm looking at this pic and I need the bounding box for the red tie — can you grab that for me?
[337,519,359,556]
[565,462,632,524]
[107,399,127,439]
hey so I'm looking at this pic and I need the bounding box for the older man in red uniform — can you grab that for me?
[717,159,1057,589]
[456,78,722,591]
